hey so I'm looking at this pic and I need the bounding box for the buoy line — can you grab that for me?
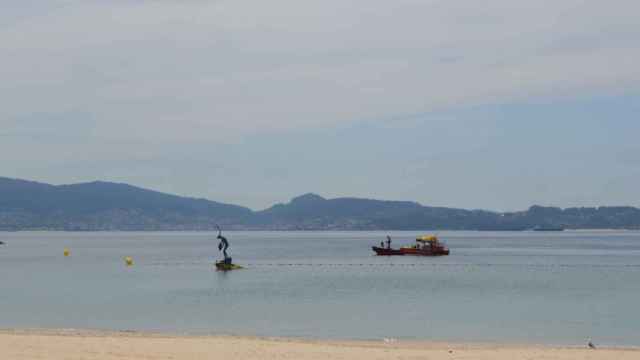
[110,261,640,269]
[237,263,640,268]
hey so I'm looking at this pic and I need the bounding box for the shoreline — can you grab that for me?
[2,328,639,360]
[1,327,635,349]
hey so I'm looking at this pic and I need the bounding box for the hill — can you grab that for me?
[252,193,498,230]
[1,177,639,230]
[0,177,252,230]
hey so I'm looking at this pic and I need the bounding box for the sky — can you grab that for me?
[1,0,639,211]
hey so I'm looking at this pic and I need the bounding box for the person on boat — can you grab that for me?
[386,235,392,249]
[216,226,230,261]
[380,241,384,248]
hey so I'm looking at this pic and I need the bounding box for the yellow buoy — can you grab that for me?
[63,248,70,257]
[124,256,134,266]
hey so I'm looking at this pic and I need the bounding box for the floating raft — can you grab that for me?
[215,260,243,271]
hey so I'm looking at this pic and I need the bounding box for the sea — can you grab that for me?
[1,231,640,346]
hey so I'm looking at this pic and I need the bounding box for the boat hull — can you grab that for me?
[372,246,405,256]
[372,246,449,256]
[399,247,449,256]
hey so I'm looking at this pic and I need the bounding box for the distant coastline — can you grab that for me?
[2,177,640,231]
[2,229,640,233]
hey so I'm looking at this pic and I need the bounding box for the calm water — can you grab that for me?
[1,231,640,346]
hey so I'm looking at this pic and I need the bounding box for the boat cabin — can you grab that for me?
[411,235,442,249]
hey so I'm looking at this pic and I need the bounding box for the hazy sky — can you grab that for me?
[2,0,639,210]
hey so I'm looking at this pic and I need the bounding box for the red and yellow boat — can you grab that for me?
[372,235,450,256]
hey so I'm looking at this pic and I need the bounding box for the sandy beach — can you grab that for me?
[1,329,637,360]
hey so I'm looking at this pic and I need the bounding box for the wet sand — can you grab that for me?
[1,329,638,360]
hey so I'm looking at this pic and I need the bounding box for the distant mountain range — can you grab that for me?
[1,177,639,231]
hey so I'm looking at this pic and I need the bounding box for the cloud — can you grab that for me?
[1,0,639,144]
